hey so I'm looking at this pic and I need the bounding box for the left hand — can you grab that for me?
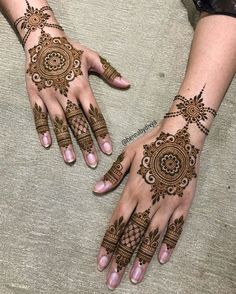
[93,118,202,290]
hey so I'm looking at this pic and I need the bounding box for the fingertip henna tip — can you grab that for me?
[93,181,105,193]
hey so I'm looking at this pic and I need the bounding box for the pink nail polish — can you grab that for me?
[107,272,119,290]
[94,181,105,193]
[98,256,109,271]
[103,142,112,155]
[119,77,130,87]
[87,153,97,168]
[64,148,75,163]
[131,266,142,284]
[42,133,50,148]
[160,251,169,264]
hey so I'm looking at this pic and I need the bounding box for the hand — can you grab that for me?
[26,33,129,166]
[14,0,130,166]
[94,112,205,289]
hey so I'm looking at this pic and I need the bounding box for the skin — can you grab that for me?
[0,0,130,166]
[94,13,236,290]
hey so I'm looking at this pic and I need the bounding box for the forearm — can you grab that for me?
[0,0,64,49]
[163,13,236,146]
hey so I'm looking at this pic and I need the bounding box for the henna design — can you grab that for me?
[65,100,93,153]
[88,104,108,139]
[27,33,83,96]
[14,0,63,47]
[163,216,184,250]
[100,56,121,81]
[115,209,151,272]
[138,128,199,205]
[33,103,49,135]
[164,87,217,135]
[137,228,160,265]
[101,217,126,255]
[53,116,72,148]
[103,152,125,184]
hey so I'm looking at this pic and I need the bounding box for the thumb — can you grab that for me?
[91,54,130,88]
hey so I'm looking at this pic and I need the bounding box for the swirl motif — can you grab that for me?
[27,33,83,96]
[138,128,199,205]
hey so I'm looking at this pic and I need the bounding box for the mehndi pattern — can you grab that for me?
[66,100,93,153]
[88,104,108,139]
[53,116,72,148]
[115,209,151,272]
[33,103,49,135]
[164,87,217,135]
[14,0,63,46]
[138,128,199,205]
[27,33,83,96]
[100,56,121,81]
[137,228,160,265]
[104,152,125,184]
[163,216,184,250]
[101,216,126,255]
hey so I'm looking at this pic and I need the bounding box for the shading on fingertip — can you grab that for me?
[159,244,171,264]
[130,266,143,284]
[102,142,113,155]
[87,153,98,168]
[42,132,51,148]
[115,77,130,88]
[98,255,109,272]
[107,272,120,291]
[63,147,76,164]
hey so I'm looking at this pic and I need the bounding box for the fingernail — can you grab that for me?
[98,256,109,271]
[93,181,105,193]
[119,77,130,87]
[160,250,169,264]
[87,153,97,168]
[107,272,119,290]
[131,266,142,284]
[103,142,112,155]
[64,148,75,163]
[42,133,50,148]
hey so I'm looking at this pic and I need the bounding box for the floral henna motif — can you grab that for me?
[101,217,126,255]
[88,104,108,139]
[65,100,93,153]
[33,103,49,135]
[115,209,151,272]
[164,87,217,135]
[137,228,160,265]
[163,216,184,250]
[27,33,83,96]
[100,56,121,81]
[138,128,199,205]
[53,116,72,148]
[103,152,125,184]
[14,0,63,46]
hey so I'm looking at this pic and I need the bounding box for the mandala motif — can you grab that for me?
[163,216,184,250]
[14,0,63,46]
[115,209,151,272]
[103,152,125,184]
[164,87,217,135]
[65,100,93,153]
[138,128,199,205]
[53,116,72,148]
[88,104,108,139]
[27,33,83,96]
[137,228,160,265]
[99,56,121,81]
[33,103,49,135]
[101,216,126,255]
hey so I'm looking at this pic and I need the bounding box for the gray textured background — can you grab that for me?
[0,0,235,293]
